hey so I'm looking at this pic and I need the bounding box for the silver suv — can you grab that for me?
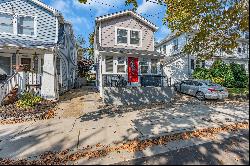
[174,79,228,100]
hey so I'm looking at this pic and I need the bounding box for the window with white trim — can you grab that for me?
[105,56,113,73]
[0,12,13,34]
[130,30,140,46]
[117,57,126,73]
[17,16,35,36]
[173,39,178,51]
[140,58,149,74]
[117,29,128,44]
[151,59,158,74]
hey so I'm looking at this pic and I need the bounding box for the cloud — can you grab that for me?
[50,0,71,14]
[72,0,124,17]
[155,25,171,42]
[137,0,164,15]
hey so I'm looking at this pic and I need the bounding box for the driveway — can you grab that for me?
[0,89,249,164]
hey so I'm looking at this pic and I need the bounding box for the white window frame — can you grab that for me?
[173,39,178,51]
[139,57,150,75]
[17,13,37,37]
[115,26,142,47]
[0,11,37,37]
[116,56,127,74]
[0,11,15,35]
[104,55,114,74]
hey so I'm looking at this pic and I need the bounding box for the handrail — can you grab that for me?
[1,72,19,88]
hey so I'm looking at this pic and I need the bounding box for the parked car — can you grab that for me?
[174,79,228,100]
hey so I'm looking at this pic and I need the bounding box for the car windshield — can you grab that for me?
[204,81,219,87]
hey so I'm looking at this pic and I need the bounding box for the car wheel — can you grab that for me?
[196,91,205,101]
[174,86,177,91]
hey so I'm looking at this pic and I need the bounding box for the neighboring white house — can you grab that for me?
[94,10,174,105]
[155,31,249,83]
[0,0,77,104]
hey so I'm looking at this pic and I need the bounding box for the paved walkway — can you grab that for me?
[0,90,249,164]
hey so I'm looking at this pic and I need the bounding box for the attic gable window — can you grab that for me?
[17,16,35,36]
[117,28,128,44]
[0,12,13,34]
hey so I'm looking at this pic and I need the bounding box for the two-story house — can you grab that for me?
[94,10,174,105]
[0,0,77,104]
[155,31,249,84]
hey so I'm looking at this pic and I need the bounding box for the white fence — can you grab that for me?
[0,72,42,104]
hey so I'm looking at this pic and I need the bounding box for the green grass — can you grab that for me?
[227,88,249,95]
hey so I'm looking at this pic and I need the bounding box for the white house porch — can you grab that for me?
[0,44,58,103]
[95,47,173,98]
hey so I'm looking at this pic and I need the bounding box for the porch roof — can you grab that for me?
[0,38,55,49]
[98,46,164,58]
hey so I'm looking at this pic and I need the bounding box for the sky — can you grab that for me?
[42,0,171,46]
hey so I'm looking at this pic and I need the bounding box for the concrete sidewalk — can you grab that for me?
[0,98,249,164]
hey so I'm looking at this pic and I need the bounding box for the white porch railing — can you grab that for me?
[0,72,42,104]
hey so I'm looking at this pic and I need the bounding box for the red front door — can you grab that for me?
[128,57,138,83]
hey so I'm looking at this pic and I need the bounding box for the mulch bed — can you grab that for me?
[0,101,57,125]
[0,121,248,165]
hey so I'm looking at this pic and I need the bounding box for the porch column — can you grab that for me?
[41,53,57,100]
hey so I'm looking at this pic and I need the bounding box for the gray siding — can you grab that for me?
[0,0,57,43]
[100,15,155,51]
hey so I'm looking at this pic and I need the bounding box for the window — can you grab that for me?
[245,32,249,39]
[17,16,35,36]
[201,60,205,68]
[163,45,166,54]
[117,57,126,73]
[241,64,245,70]
[191,59,195,70]
[140,58,149,74]
[117,29,128,44]
[130,30,140,46]
[173,39,178,51]
[105,56,113,73]
[242,43,246,53]
[0,13,13,34]
[238,47,242,53]
[0,56,11,75]
[151,59,158,74]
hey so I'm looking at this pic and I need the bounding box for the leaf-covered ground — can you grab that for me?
[0,121,248,165]
[0,101,57,125]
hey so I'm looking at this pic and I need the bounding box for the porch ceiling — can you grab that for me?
[0,38,55,50]
[98,46,165,58]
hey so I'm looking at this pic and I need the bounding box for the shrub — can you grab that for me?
[192,59,248,88]
[16,92,43,109]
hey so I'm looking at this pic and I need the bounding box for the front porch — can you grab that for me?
[0,46,58,104]
[95,49,174,105]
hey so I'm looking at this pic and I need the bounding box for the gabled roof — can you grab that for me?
[30,0,60,15]
[95,10,158,31]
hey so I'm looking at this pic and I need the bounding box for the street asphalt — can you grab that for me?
[114,130,249,165]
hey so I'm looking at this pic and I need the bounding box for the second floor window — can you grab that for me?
[163,45,166,54]
[0,13,13,34]
[238,47,242,53]
[117,29,128,44]
[17,16,35,36]
[130,30,140,46]
[173,39,178,51]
